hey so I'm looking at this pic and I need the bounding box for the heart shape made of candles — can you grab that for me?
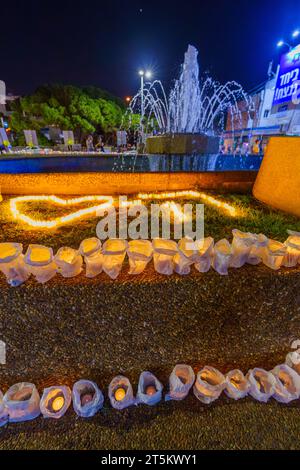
[9,195,114,229]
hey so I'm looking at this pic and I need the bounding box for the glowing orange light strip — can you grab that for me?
[9,195,114,229]
[162,201,190,222]
[137,190,201,200]
[197,192,237,217]
[138,190,238,217]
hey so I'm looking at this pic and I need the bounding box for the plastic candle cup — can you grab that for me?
[230,377,242,388]
[11,387,33,401]
[178,375,187,384]
[59,247,76,264]
[115,388,126,401]
[254,377,262,392]
[81,238,99,256]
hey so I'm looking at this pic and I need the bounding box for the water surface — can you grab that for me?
[0,153,263,174]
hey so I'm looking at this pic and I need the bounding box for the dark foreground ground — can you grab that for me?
[0,263,300,450]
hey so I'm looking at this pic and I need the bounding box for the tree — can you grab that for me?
[10,84,127,144]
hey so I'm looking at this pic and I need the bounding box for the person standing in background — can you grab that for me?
[95,135,105,152]
[86,135,94,152]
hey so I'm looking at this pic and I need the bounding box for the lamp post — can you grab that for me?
[138,70,152,143]
[139,70,145,134]
[277,40,292,51]
[276,29,300,51]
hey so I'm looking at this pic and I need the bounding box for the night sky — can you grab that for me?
[1,0,300,99]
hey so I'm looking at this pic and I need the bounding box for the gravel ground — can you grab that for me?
[0,263,300,450]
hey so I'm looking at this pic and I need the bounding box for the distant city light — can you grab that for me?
[292,29,300,38]
[277,40,284,47]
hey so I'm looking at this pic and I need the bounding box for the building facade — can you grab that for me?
[223,44,300,152]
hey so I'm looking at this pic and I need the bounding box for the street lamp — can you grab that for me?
[277,40,292,50]
[292,29,300,38]
[138,69,152,142]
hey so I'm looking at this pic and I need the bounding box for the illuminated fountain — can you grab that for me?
[127,79,169,133]
[127,45,254,154]
[0,46,260,197]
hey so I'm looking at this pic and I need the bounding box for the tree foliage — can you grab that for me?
[10,84,127,142]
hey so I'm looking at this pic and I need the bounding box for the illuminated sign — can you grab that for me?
[273,44,300,106]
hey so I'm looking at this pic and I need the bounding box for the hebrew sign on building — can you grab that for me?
[273,44,300,107]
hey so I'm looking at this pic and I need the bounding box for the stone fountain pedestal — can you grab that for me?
[145,133,219,155]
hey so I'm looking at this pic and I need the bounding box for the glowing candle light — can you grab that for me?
[230,377,242,388]
[137,190,238,216]
[162,201,190,222]
[9,190,238,230]
[114,388,126,401]
[9,195,114,229]
[145,385,157,396]
[137,190,200,200]
[81,394,93,406]
[198,192,238,217]
[52,396,65,412]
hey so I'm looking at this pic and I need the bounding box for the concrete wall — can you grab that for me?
[0,171,256,195]
[253,136,300,217]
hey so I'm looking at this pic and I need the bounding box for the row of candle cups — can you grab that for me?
[1,354,300,426]
[0,229,300,286]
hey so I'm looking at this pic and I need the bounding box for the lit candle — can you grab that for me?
[81,394,93,406]
[52,396,65,412]
[230,377,242,388]
[145,385,156,396]
[115,388,126,401]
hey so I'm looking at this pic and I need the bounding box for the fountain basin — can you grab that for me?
[0,153,262,195]
[145,134,219,155]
